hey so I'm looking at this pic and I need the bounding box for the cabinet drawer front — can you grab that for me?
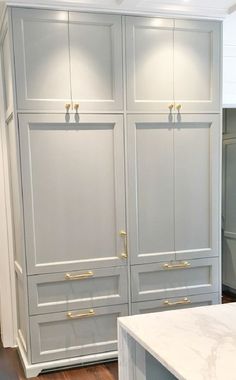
[131,258,219,302]
[132,293,219,315]
[28,267,128,315]
[30,304,128,363]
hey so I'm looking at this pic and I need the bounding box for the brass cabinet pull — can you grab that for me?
[65,103,71,112]
[163,297,191,307]
[67,309,95,319]
[168,104,174,111]
[120,230,128,259]
[176,104,182,112]
[163,261,191,270]
[65,271,94,280]
[73,103,80,112]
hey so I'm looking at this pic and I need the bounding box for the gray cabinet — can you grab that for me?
[28,267,128,315]
[131,258,219,302]
[12,8,123,112]
[69,12,123,111]
[18,114,127,274]
[1,7,221,378]
[12,8,71,111]
[126,17,221,113]
[132,293,219,315]
[127,114,220,265]
[30,304,128,363]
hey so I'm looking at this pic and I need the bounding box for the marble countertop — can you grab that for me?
[119,303,236,380]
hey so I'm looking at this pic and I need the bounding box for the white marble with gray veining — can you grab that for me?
[119,303,236,380]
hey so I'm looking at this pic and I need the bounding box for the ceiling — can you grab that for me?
[1,0,236,19]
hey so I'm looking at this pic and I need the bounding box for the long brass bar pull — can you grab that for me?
[65,271,94,280]
[163,298,191,307]
[162,261,191,270]
[67,309,95,319]
[120,230,128,259]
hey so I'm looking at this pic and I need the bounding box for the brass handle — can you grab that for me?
[176,104,182,112]
[67,309,95,319]
[163,261,191,270]
[65,103,71,112]
[168,104,174,111]
[120,230,128,259]
[65,271,94,280]
[163,297,191,307]
[73,103,80,112]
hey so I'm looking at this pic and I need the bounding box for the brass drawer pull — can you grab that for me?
[65,271,94,280]
[65,103,71,112]
[120,230,128,259]
[163,297,191,307]
[168,104,174,111]
[163,261,191,270]
[176,104,182,112]
[67,309,95,319]
[73,103,80,112]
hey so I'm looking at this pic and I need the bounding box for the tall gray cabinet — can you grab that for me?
[0,6,222,378]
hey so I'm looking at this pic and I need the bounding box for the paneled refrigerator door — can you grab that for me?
[127,114,175,264]
[19,114,127,274]
[174,114,221,260]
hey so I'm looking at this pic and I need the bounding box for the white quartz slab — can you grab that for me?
[119,303,236,380]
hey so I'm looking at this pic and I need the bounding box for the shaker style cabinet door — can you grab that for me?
[69,12,123,111]
[12,8,71,111]
[174,19,221,113]
[18,114,126,274]
[126,17,174,112]
[127,115,175,264]
[174,114,221,260]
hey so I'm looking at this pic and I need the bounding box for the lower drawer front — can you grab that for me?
[30,304,128,364]
[131,258,219,302]
[132,293,219,315]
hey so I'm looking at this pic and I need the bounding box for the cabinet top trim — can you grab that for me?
[4,0,226,20]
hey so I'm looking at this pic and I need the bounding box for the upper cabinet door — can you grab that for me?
[19,114,126,274]
[174,20,221,113]
[126,17,174,113]
[174,114,221,261]
[12,8,71,112]
[127,115,175,264]
[69,12,123,111]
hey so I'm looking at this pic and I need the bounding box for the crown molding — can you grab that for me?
[1,0,231,20]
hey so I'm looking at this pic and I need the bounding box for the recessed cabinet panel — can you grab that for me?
[126,17,174,112]
[69,12,123,111]
[174,19,221,112]
[175,115,220,260]
[28,267,128,315]
[30,304,128,363]
[12,8,71,111]
[19,114,126,274]
[131,258,219,302]
[127,115,175,264]
[132,293,219,315]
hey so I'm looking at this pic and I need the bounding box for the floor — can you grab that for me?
[1,291,236,380]
[0,337,118,380]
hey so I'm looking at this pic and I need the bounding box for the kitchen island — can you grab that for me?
[118,303,236,380]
